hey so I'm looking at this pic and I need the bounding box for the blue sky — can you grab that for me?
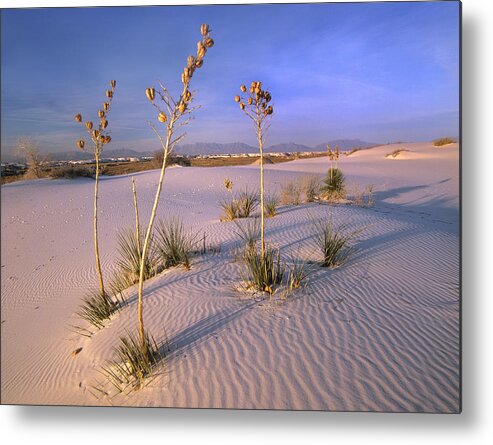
[1,2,460,155]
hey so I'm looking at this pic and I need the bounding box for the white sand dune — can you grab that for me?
[1,142,460,412]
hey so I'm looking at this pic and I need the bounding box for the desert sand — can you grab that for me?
[0,141,460,412]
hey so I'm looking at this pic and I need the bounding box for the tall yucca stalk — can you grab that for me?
[136,25,214,346]
[234,81,273,258]
[74,80,117,297]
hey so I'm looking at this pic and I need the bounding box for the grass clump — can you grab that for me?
[280,179,303,205]
[320,167,346,201]
[286,261,310,291]
[264,194,279,218]
[317,220,359,268]
[77,290,119,330]
[241,247,285,295]
[301,175,320,202]
[155,217,195,269]
[101,329,161,393]
[433,137,456,147]
[220,189,259,221]
[234,217,260,253]
[115,228,159,287]
[385,149,409,158]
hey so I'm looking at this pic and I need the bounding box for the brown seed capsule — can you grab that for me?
[103,102,109,111]
[266,106,273,115]
[86,121,93,130]
[201,24,209,37]
[110,79,116,89]
[98,110,105,118]
[249,86,255,94]
[240,85,246,93]
[74,113,82,122]
[145,87,155,102]
[179,101,187,114]
[158,112,167,123]
[187,55,195,68]
[101,118,108,129]
[265,92,271,102]
[195,58,203,68]
[197,42,206,59]
[76,139,85,150]
[92,129,100,139]
[247,98,253,105]
[106,90,113,98]
[205,37,214,48]
[184,90,192,102]
[234,95,241,103]
[105,135,111,144]
[240,103,245,110]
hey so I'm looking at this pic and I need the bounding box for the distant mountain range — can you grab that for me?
[1,139,378,163]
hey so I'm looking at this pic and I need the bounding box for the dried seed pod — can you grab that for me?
[86,121,93,130]
[265,92,272,102]
[76,139,85,150]
[184,90,192,102]
[158,112,167,123]
[240,85,246,93]
[187,55,195,68]
[195,58,203,68]
[74,113,82,122]
[223,178,233,191]
[205,37,214,48]
[266,106,273,115]
[103,102,109,111]
[105,135,111,144]
[201,24,209,37]
[249,86,255,94]
[197,42,206,59]
[92,129,100,139]
[179,101,187,114]
[101,118,108,129]
[106,90,113,98]
[145,87,155,102]
[98,110,105,118]
[234,95,241,103]
[247,97,253,105]
[110,79,116,89]
[239,103,245,110]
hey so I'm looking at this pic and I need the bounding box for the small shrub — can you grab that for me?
[220,189,259,220]
[77,290,119,330]
[101,329,161,393]
[366,185,375,207]
[385,149,409,158]
[115,228,159,286]
[320,168,345,201]
[287,261,309,291]
[317,220,358,268]
[241,247,285,295]
[301,175,320,202]
[50,166,95,179]
[433,137,456,147]
[155,217,195,269]
[280,179,302,205]
[234,217,260,253]
[264,194,279,217]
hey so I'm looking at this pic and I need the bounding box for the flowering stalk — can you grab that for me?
[234,81,273,259]
[137,24,214,345]
[74,80,116,297]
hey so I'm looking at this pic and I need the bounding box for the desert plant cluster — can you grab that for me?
[64,24,372,395]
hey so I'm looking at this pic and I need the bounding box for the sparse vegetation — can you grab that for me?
[385,149,409,158]
[101,329,161,393]
[317,220,359,268]
[234,217,260,254]
[77,290,120,330]
[301,175,321,202]
[264,194,279,217]
[155,218,196,270]
[433,137,456,147]
[49,165,95,179]
[286,261,310,291]
[15,137,45,178]
[241,246,285,295]
[346,148,360,156]
[220,189,259,221]
[280,179,303,205]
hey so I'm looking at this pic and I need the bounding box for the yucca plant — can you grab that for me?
[234,217,260,253]
[235,81,273,259]
[320,167,345,200]
[74,79,117,298]
[101,329,161,393]
[287,261,310,291]
[317,220,358,268]
[134,24,214,348]
[155,217,195,269]
[242,246,285,295]
[302,175,321,202]
[77,290,119,330]
[220,188,259,220]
